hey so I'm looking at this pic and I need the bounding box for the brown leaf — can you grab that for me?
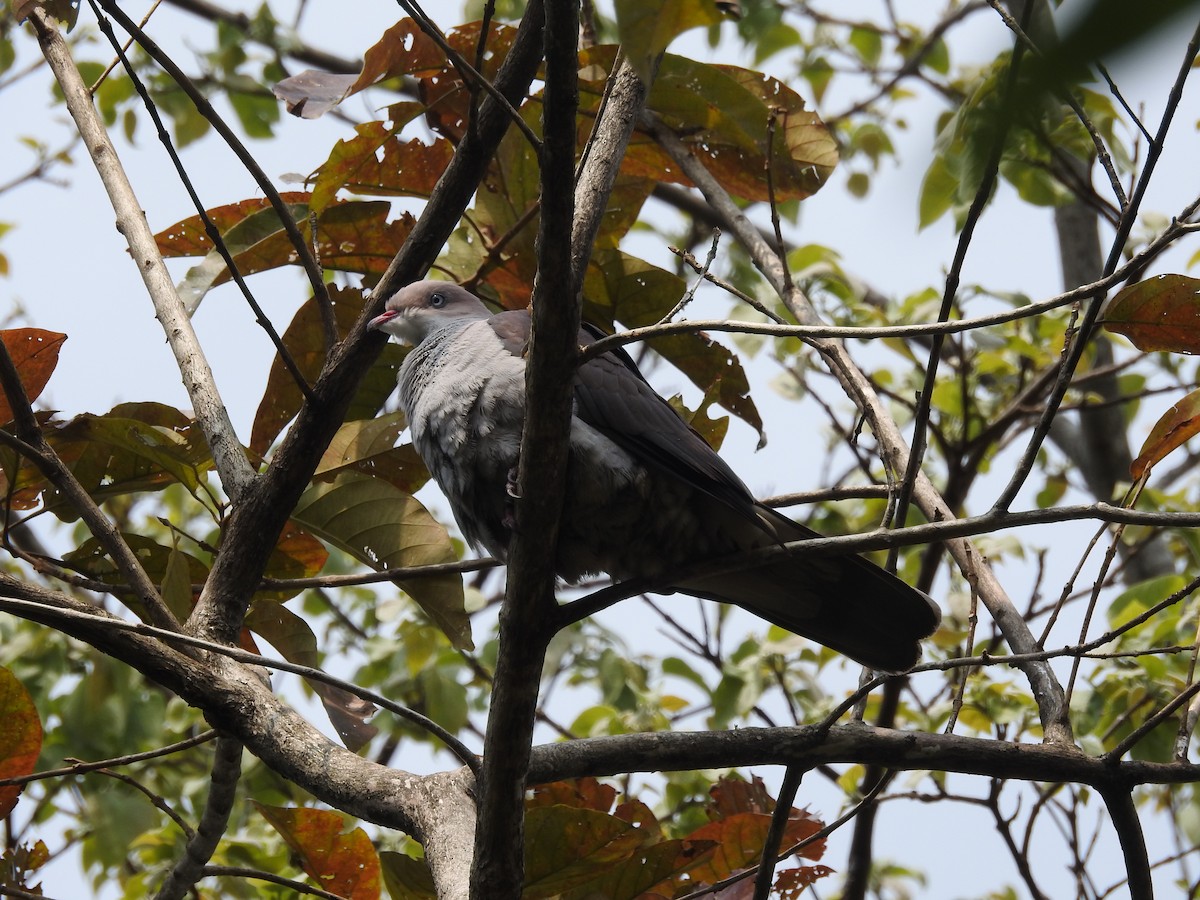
[0,328,66,425]
[1103,273,1200,353]
[0,667,43,818]
[529,778,618,812]
[774,864,836,897]
[245,601,379,751]
[1131,387,1200,480]
[273,19,444,119]
[311,114,456,213]
[255,805,382,900]
[251,285,406,457]
[708,774,777,817]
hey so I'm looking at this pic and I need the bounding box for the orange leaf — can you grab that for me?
[0,667,44,818]
[1132,388,1200,479]
[255,804,381,900]
[0,329,66,425]
[312,120,456,213]
[1103,273,1200,353]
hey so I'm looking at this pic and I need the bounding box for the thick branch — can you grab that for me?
[570,52,653,290]
[183,0,548,647]
[526,724,1196,789]
[153,735,242,900]
[1098,785,1153,900]
[470,2,578,896]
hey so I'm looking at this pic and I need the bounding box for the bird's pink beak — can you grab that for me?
[368,309,398,330]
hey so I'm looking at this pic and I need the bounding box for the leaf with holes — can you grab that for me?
[0,329,66,425]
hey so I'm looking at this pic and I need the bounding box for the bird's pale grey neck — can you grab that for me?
[397,319,487,413]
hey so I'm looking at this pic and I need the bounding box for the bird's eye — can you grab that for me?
[429,292,447,309]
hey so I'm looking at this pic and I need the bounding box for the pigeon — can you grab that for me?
[369,280,940,671]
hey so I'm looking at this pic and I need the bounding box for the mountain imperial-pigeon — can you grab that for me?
[369,280,940,672]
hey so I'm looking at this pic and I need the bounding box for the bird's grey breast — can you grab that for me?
[397,320,526,551]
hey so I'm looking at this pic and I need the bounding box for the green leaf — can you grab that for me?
[159,542,196,622]
[523,806,645,899]
[1106,574,1187,632]
[918,154,956,229]
[380,850,436,900]
[245,601,379,751]
[291,472,471,649]
[585,249,766,446]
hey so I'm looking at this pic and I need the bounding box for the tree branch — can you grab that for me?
[470,1,578,895]
[27,5,256,502]
[153,735,242,900]
[183,0,548,648]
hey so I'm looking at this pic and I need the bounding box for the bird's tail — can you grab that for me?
[676,509,941,673]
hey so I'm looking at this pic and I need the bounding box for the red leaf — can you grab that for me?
[0,329,66,425]
[529,777,618,812]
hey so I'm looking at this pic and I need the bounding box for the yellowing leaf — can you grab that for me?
[0,667,43,818]
[1103,274,1200,353]
[614,0,723,80]
[1132,388,1200,479]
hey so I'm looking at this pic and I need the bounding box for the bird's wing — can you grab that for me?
[485,309,534,356]
[572,327,765,525]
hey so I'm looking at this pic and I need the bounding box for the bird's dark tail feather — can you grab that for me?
[677,515,941,673]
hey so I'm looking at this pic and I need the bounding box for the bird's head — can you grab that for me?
[368,280,491,345]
